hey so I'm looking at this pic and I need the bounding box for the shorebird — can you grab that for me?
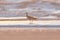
[25,12,38,24]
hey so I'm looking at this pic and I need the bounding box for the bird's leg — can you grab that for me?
[31,20,33,23]
[29,20,33,24]
[29,20,31,24]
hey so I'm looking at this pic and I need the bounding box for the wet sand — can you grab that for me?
[0,28,60,40]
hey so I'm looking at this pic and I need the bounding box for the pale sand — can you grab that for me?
[0,28,60,40]
[0,20,60,25]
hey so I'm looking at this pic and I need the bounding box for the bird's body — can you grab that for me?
[26,15,37,20]
[25,12,38,24]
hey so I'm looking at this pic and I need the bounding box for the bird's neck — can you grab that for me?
[26,13,28,16]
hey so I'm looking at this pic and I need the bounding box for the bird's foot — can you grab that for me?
[29,22,33,24]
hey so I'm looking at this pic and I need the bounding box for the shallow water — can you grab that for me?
[0,20,60,27]
[0,1,60,17]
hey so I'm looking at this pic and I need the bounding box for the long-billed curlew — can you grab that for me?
[25,12,38,24]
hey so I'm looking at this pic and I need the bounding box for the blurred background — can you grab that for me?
[0,0,60,18]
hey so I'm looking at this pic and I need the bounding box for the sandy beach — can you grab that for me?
[0,0,60,40]
[0,28,59,40]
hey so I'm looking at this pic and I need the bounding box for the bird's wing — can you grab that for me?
[32,16,38,18]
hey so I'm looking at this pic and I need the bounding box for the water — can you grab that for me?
[0,0,60,28]
[0,1,60,17]
[0,20,60,28]
[5,0,31,3]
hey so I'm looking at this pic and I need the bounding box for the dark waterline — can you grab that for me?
[0,25,60,28]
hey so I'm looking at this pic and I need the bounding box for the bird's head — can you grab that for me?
[26,12,28,14]
[25,12,28,16]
